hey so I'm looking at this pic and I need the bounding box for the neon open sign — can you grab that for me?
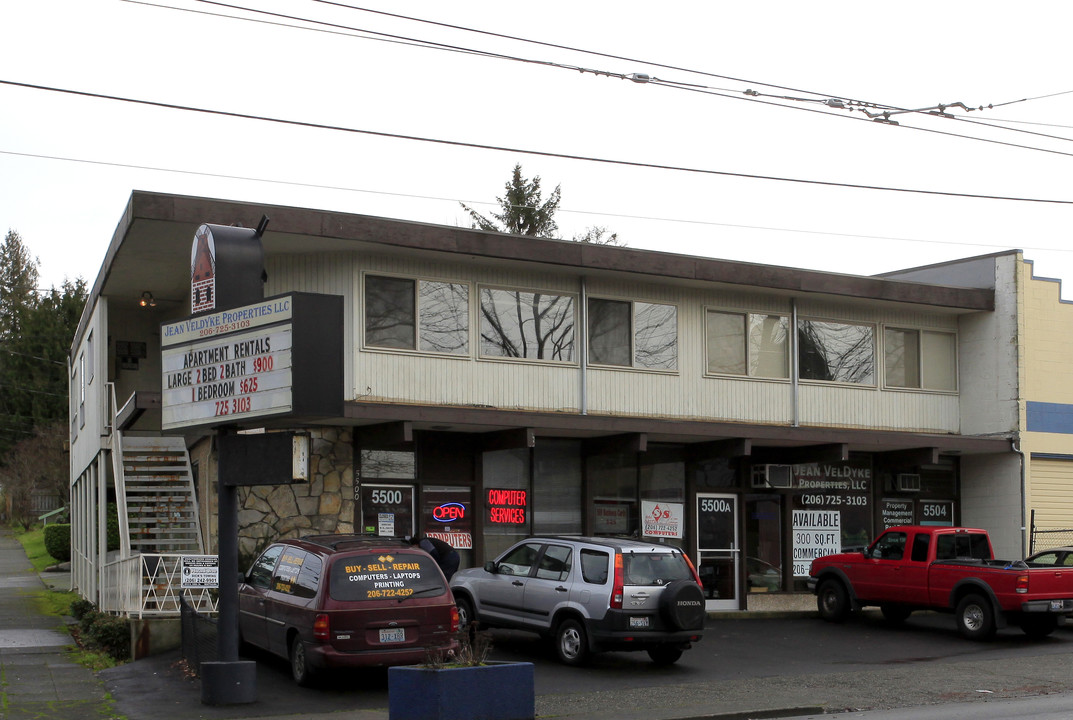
[432,502,466,522]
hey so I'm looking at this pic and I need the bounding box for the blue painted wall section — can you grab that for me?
[1027,402,1073,434]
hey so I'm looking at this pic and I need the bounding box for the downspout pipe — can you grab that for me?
[791,299,800,428]
[579,276,588,416]
[1012,438,1027,556]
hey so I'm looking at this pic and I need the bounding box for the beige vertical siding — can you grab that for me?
[261,250,966,430]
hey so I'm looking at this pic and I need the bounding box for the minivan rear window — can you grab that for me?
[329,552,446,601]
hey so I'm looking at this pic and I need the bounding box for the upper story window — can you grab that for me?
[364,275,469,355]
[798,319,875,385]
[589,298,678,370]
[884,327,957,391]
[479,287,575,362]
[706,310,789,378]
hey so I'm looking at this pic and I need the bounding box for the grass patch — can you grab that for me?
[14,526,59,572]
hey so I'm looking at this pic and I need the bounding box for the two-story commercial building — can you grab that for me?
[71,190,1040,621]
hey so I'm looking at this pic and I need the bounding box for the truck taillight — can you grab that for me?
[611,553,624,609]
[1016,574,1029,594]
[313,613,331,640]
[450,605,460,633]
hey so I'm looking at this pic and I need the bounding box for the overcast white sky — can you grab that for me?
[2,1,1072,297]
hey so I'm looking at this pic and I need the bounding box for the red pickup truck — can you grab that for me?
[808,525,1073,639]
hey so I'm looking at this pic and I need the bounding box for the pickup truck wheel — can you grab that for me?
[555,619,590,666]
[955,593,996,640]
[816,579,851,623]
[1020,615,1058,639]
[880,604,912,624]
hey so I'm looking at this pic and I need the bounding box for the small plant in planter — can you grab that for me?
[388,625,534,720]
[423,626,494,669]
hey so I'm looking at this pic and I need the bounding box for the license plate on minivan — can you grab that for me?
[379,628,406,643]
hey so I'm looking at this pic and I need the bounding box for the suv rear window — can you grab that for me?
[623,552,693,585]
[329,552,446,601]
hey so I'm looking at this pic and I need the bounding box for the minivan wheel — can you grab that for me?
[555,619,589,666]
[290,636,318,687]
[647,645,683,665]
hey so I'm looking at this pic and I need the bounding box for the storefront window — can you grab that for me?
[533,440,582,535]
[639,447,685,548]
[788,457,873,590]
[588,452,637,537]
[421,485,474,569]
[745,495,782,593]
[359,449,415,479]
[482,448,530,560]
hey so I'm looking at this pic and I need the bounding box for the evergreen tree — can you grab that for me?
[0,230,40,342]
[0,230,86,460]
[461,164,622,245]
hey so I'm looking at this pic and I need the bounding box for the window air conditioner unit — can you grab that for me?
[898,473,922,492]
[752,464,792,489]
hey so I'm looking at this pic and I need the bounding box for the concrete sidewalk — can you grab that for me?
[0,526,116,719]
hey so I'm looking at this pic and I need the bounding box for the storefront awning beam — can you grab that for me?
[876,446,941,467]
[752,443,849,466]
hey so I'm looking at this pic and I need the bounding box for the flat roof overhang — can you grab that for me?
[76,191,996,350]
[341,400,1010,458]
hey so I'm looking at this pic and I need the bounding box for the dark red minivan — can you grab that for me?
[238,535,460,685]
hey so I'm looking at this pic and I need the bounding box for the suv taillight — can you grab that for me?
[313,613,330,640]
[611,553,624,609]
[682,552,703,588]
[451,605,460,633]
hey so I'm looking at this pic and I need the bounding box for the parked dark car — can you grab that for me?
[1025,546,1073,568]
[451,536,705,666]
[239,535,459,685]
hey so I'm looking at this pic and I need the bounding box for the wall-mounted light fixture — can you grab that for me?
[139,291,156,308]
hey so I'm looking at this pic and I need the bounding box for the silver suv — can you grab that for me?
[450,536,705,665]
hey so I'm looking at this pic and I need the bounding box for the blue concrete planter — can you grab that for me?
[388,661,535,720]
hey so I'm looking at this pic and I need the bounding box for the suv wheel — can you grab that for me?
[555,618,589,666]
[290,636,318,687]
[457,596,476,628]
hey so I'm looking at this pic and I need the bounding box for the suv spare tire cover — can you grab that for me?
[661,579,706,630]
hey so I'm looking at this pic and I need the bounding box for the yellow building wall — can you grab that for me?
[1020,258,1073,540]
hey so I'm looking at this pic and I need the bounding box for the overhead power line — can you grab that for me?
[3,79,1071,206]
[144,1,1073,158]
[4,146,1068,258]
[298,1,1073,144]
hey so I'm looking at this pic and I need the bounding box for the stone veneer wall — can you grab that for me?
[236,428,355,560]
[192,429,355,562]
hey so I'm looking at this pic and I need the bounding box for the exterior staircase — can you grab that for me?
[116,435,204,556]
[101,433,213,616]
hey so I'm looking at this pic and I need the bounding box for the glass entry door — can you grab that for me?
[696,493,739,611]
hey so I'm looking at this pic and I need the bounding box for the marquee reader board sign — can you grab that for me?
[161,293,343,431]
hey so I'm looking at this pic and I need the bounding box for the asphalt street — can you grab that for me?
[6,524,1073,720]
